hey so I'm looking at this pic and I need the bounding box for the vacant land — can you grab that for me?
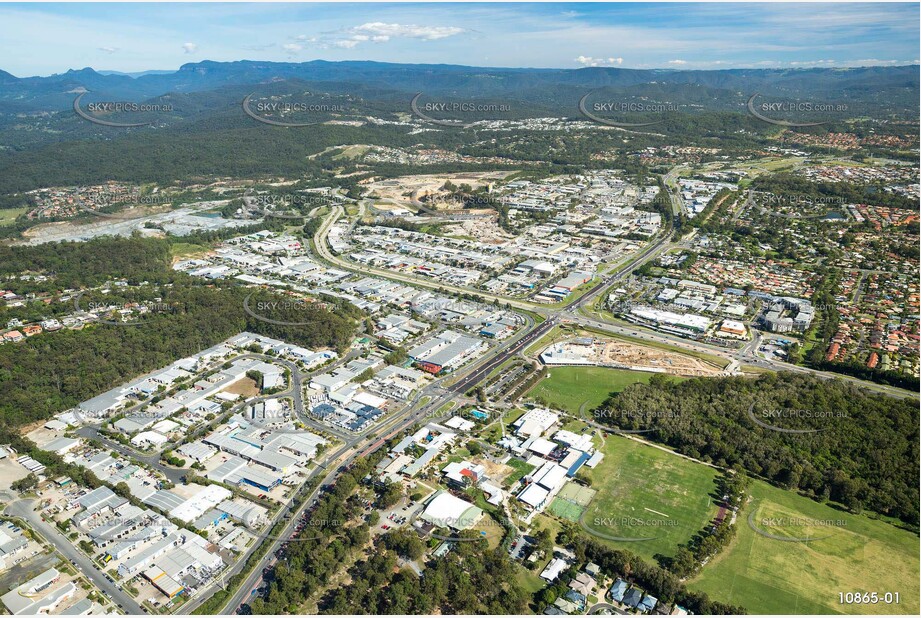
[529,366,658,414]
[580,434,719,562]
[690,480,920,615]
[169,241,211,261]
[223,377,260,398]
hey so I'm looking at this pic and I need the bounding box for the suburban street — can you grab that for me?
[4,499,146,615]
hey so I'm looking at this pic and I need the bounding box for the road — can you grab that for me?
[4,499,145,615]
[217,303,547,614]
[317,198,918,401]
[202,191,918,612]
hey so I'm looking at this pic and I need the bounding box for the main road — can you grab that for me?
[215,190,915,612]
[216,304,548,614]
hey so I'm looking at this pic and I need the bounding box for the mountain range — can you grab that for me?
[1,60,918,113]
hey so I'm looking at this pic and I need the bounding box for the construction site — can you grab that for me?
[538,335,725,377]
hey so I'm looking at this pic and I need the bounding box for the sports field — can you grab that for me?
[549,497,585,521]
[690,480,920,615]
[548,482,597,521]
[579,434,719,561]
[529,366,656,414]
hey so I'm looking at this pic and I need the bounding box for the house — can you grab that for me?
[553,596,579,614]
[562,590,587,611]
[540,557,569,582]
[569,571,595,596]
[609,578,629,603]
[623,588,644,609]
[639,594,659,613]
[2,330,24,343]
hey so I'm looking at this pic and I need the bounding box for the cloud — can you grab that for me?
[181,42,198,54]
[350,22,464,41]
[575,56,623,67]
[668,59,688,65]
[331,39,358,49]
[282,43,302,55]
[98,46,119,54]
[325,22,465,49]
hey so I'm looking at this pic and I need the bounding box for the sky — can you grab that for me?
[0,2,918,77]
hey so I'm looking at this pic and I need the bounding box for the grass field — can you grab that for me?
[169,241,211,259]
[529,366,656,414]
[0,207,27,227]
[690,480,920,615]
[504,458,535,487]
[580,434,719,562]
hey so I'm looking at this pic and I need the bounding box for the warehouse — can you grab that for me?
[408,330,487,374]
[207,456,283,491]
[177,442,217,463]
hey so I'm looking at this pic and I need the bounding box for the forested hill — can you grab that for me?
[0,236,361,429]
[593,372,920,526]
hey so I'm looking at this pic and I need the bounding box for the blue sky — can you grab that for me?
[1,2,917,76]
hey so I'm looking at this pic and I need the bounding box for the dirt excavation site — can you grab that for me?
[539,336,725,377]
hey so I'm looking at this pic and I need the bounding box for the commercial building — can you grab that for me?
[1,569,75,615]
[420,491,484,531]
[408,331,487,374]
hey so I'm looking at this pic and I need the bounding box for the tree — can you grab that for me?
[377,481,402,509]
[12,473,38,492]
